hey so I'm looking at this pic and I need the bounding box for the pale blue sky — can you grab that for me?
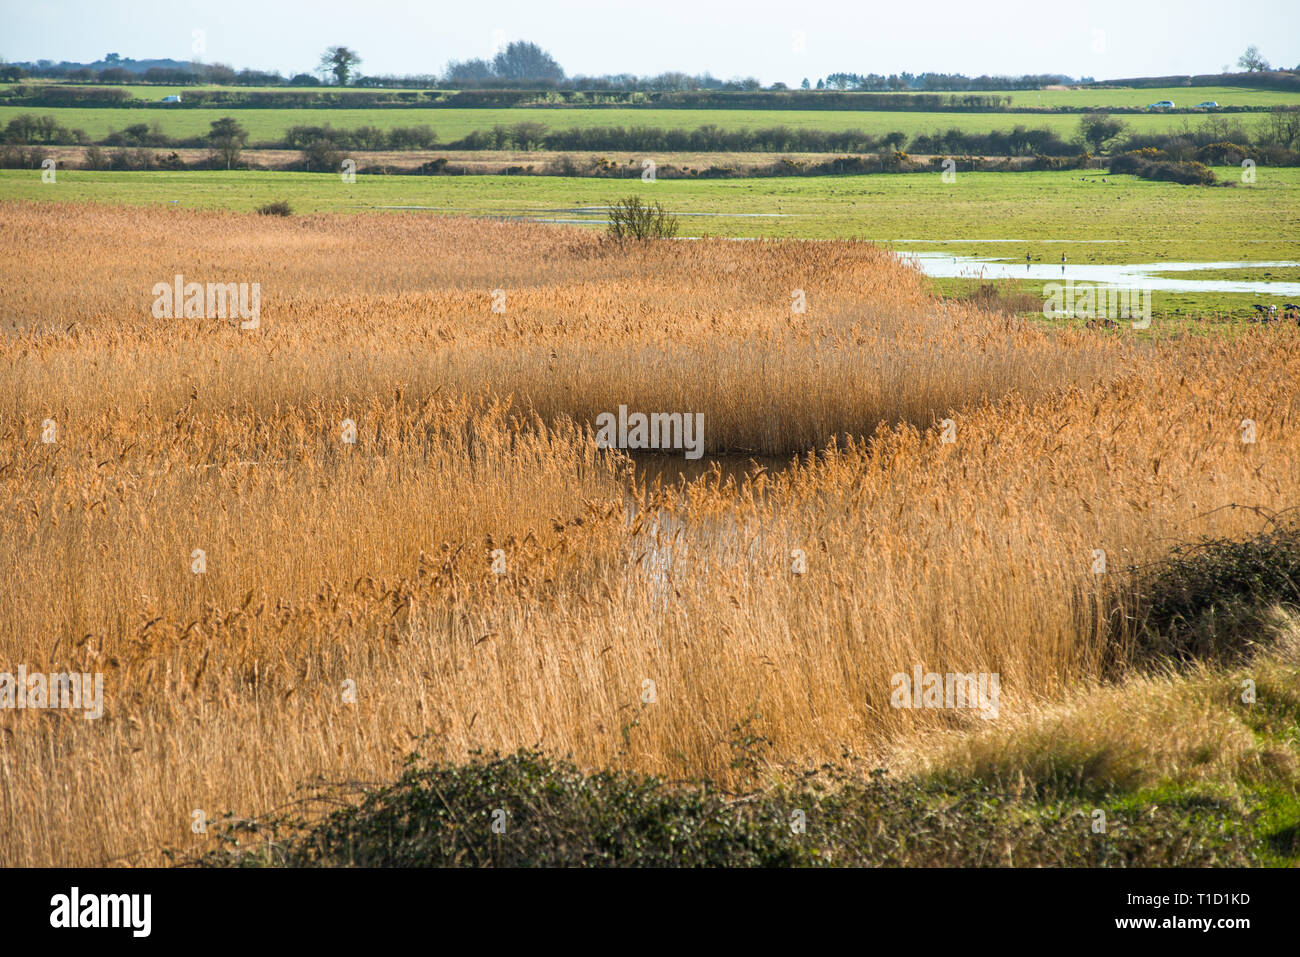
[2,0,1297,83]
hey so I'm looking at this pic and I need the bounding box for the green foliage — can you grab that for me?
[1078,112,1126,153]
[207,115,248,169]
[319,46,362,87]
[199,748,1274,867]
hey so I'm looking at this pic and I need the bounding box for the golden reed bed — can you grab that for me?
[1,202,1297,865]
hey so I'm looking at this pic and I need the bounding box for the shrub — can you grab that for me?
[385,125,438,150]
[544,153,585,177]
[1129,523,1300,662]
[155,151,187,171]
[198,748,1265,868]
[81,145,110,170]
[606,195,678,240]
[877,148,910,171]
[1108,150,1217,184]
[299,138,343,173]
[108,147,158,171]
[1196,141,1253,165]
[1029,153,1066,171]
[256,200,293,217]
[1143,159,1217,185]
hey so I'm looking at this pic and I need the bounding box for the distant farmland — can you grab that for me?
[15,82,1300,109]
[0,103,1269,146]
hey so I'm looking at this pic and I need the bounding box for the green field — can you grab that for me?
[5,165,1296,319]
[3,165,1292,255]
[998,85,1300,108]
[16,82,1300,109]
[0,104,1257,145]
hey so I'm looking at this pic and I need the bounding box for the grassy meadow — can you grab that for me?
[0,103,1253,144]
[2,201,1300,866]
[3,166,1293,256]
[996,85,1300,108]
[18,82,1300,107]
[3,164,1295,320]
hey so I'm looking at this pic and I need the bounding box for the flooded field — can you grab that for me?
[906,253,1300,296]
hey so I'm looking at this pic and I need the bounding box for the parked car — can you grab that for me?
[1194,100,1219,108]
[1147,100,1175,109]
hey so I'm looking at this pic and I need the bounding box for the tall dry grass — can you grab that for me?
[0,201,1297,866]
[1,202,1117,452]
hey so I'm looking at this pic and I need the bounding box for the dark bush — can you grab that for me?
[0,144,50,169]
[81,145,110,170]
[1108,150,1216,184]
[299,139,343,173]
[196,748,1264,867]
[1130,522,1300,662]
[256,200,293,216]
[607,195,678,240]
[1196,141,1253,165]
[108,147,158,171]
[1143,159,1217,185]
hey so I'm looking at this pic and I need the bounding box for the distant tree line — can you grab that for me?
[819,72,1082,91]
[7,81,1296,118]
[8,109,1298,172]
[0,83,1034,111]
[6,40,1299,93]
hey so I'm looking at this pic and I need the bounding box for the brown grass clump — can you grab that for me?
[0,201,1297,866]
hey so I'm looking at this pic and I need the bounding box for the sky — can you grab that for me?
[2,0,1297,84]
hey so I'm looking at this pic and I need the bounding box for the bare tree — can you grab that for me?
[1237,45,1270,73]
[1261,106,1300,149]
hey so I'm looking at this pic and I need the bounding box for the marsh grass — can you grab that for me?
[1,202,1298,865]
